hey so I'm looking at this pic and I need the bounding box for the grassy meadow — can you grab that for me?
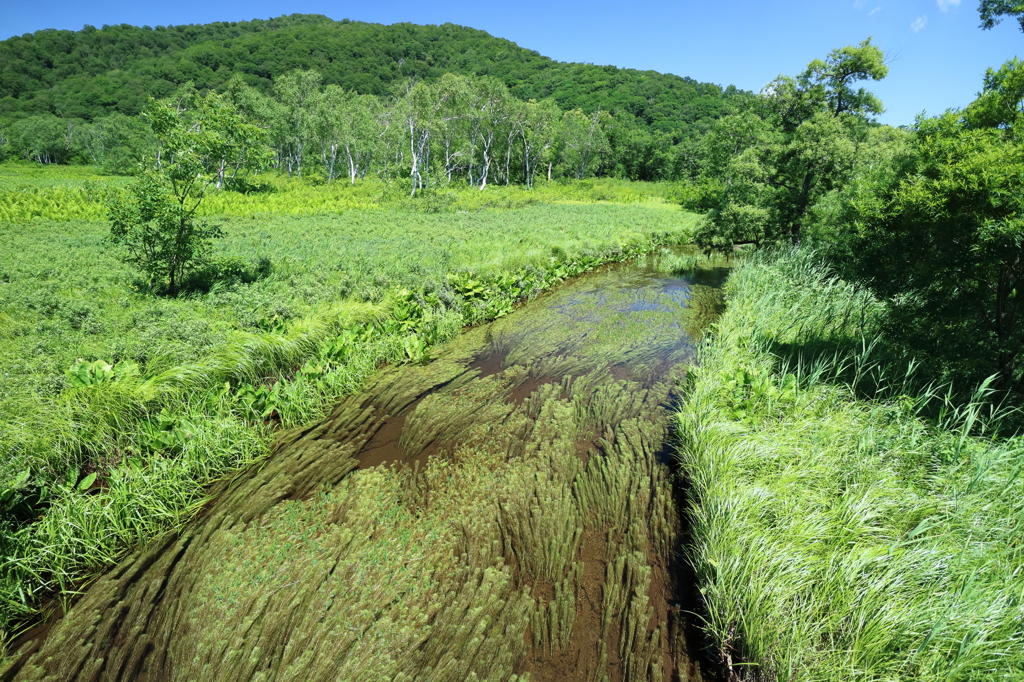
[678,250,1024,680]
[0,162,682,223]
[0,161,697,638]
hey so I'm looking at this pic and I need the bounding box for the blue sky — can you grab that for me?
[2,0,1021,126]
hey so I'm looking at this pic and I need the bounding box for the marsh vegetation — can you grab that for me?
[4,7,1024,681]
[4,252,723,681]
[678,251,1024,680]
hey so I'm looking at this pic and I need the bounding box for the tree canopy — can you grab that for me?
[0,15,744,140]
[832,60,1024,392]
[691,39,887,248]
[979,0,1024,31]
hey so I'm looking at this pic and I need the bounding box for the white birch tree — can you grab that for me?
[520,99,560,188]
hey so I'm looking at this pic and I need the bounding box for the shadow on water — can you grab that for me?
[3,251,729,682]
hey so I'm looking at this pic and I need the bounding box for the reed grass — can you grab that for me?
[677,248,1024,680]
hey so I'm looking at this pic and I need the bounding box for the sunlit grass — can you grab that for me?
[0,162,131,189]
[0,190,697,638]
[677,249,1024,680]
[0,163,681,223]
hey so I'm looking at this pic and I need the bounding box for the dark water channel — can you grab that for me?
[5,254,726,682]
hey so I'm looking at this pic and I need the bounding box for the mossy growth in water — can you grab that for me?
[6,258,721,681]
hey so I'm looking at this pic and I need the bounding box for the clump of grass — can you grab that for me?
[677,248,1024,680]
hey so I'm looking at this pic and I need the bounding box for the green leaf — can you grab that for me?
[77,472,97,492]
[13,469,31,488]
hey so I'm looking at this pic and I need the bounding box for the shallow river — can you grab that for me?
[6,253,726,682]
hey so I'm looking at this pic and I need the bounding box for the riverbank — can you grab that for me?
[678,249,1024,680]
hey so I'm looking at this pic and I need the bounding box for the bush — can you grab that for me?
[107,175,225,295]
[178,256,273,293]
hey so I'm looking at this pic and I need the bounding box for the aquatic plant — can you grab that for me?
[5,260,706,680]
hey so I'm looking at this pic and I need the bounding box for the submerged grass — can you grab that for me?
[0,188,698,642]
[6,254,697,681]
[677,249,1024,680]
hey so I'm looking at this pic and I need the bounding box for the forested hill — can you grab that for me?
[0,14,743,137]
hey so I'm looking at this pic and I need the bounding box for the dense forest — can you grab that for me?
[0,15,747,181]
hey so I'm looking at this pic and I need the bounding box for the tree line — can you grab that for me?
[0,15,748,179]
[233,70,616,190]
[691,3,1024,397]
[0,69,740,184]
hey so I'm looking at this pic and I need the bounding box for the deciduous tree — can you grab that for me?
[979,0,1024,31]
[520,99,560,188]
[837,61,1024,391]
[272,70,321,177]
[559,108,609,180]
[108,89,268,294]
[694,39,887,249]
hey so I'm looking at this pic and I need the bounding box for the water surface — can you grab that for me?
[7,253,725,682]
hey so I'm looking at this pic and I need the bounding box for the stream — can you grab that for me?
[5,253,728,682]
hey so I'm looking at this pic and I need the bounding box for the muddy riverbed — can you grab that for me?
[3,254,727,682]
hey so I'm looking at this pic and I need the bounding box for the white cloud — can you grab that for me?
[937,0,960,11]
[869,6,882,16]
[911,15,928,31]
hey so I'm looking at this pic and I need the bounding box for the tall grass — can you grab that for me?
[677,248,1024,680]
[0,163,132,190]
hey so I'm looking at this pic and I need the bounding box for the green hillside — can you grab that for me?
[0,14,743,137]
